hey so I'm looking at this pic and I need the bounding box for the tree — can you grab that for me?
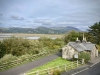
[63,31,81,44]
[64,27,99,44]
[78,51,90,63]
[0,41,6,58]
[38,37,64,51]
[84,32,96,43]
[88,22,100,44]
[2,37,31,56]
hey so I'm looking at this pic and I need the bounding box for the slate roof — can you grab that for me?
[68,42,96,52]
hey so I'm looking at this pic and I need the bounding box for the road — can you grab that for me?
[74,62,100,75]
[0,53,61,75]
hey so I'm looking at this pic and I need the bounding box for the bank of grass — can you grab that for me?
[0,50,60,72]
[28,57,71,73]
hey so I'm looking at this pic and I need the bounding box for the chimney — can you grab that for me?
[82,33,87,43]
[76,37,80,43]
[84,37,87,41]
[82,33,85,41]
[76,37,78,41]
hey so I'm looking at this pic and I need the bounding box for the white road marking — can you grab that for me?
[71,68,89,75]
[71,61,100,75]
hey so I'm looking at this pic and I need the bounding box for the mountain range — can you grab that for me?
[0,26,80,34]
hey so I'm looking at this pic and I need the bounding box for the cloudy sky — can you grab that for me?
[0,0,100,30]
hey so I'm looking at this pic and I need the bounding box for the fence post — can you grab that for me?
[65,64,67,71]
[48,68,50,75]
[82,58,84,65]
[57,66,60,72]
[71,62,73,69]
[57,66,60,70]
[36,70,39,75]
[77,60,78,67]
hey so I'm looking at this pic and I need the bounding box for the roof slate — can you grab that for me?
[68,42,95,52]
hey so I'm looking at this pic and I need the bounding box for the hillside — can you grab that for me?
[0,26,80,34]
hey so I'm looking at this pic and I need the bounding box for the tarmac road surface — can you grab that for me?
[74,62,100,75]
[0,53,61,75]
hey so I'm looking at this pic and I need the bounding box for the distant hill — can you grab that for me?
[50,26,80,33]
[0,26,80,34]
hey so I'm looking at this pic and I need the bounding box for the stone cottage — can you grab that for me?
[62,34,98,60]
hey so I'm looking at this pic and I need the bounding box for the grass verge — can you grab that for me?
[28,57,71,73]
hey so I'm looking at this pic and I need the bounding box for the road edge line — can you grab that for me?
[71,61,100,75]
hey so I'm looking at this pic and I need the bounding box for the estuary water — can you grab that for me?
[0,34,12,40]
[0,34,56,40]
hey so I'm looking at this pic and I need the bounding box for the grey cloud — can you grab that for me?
[41,22,52,26]
[34,19,53,26]
[34,19,51,23]
[35,19,52,22]
[0,13,3,16]
[34,19,42,23]
[26,21,32,23]
[11,15,24,20]
[0,21,5,24]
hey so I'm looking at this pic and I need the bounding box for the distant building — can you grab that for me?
[62,34,98,60]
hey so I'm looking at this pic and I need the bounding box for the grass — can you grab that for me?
[27,58,80,75]
[28,57,71,73]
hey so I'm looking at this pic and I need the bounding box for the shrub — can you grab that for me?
[63,31,81,44]
[0,54,17,64]
[38,37,64,50]
[0,41,6,58]
[1,37,43,57]
[1,36,64,58]
[78,51,90,63]
[52,69,60,75]
[97,45,100,53]
[2,37,31,56]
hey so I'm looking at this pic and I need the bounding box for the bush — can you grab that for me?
[0,54,17,64]
[63,31,81,44]
[52,69,60,75]
[2,37,31,56]
[0,41,6,58]
[78,51,90,63]
[38,37,64,50]
[97,45,100,53]
[1,36,64,58]
[1,37,43,57]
